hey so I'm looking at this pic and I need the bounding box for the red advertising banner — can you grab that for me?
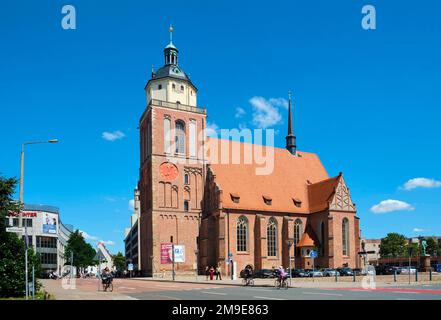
[161,243,173,264]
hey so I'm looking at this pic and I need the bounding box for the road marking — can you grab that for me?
[302,292,343,296]
[246,288,274,292]
[155,294,182,300]
[253,296,287,300]
[202,291,227,295]
[391,291,420,294]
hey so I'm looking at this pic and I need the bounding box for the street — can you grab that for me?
[41,278,441,300]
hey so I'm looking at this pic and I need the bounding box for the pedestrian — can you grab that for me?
[209,266,215,280]
[216,264,222,280]
[205,266,209,281]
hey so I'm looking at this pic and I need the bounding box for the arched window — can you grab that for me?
[163,118,171,153]
[189,120,196,157]
[267,218,277,257]
[237,216,248,252]
[342,218,349,256]
[294,219,303,245]
[175,120,185,154]
[320,221,325,256]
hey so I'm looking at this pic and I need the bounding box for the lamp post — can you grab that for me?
[286,239,294,287]
[19,139,58,300]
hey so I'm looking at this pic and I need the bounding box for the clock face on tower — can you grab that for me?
[159,162,179,181]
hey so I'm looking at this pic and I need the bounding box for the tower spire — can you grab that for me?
[285,90,297,155]
[164,24,178,65]
[169,24,173,44]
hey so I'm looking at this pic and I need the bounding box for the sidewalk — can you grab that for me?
[41,280,136,300]
[130,274,441,289]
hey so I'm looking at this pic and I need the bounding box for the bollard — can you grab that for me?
[429,269,432,281]
[353,272,356,282]
[394,270,397,282]
[415,270,418,282]
[335,271,338,282]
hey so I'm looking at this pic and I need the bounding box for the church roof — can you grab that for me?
[207,138,342,214]
[297,229,317,247]
[308,175,340,213]
[146,65,197,91]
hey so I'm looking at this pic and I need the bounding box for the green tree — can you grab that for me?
[379,233,408,258]
[405,242,419,258]
[64,230,96,270]
[0,175,41,297]
[112,252,126,271]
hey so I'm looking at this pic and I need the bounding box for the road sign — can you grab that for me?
[128,263,134,271]
[310,250,317,259]
[228,252,233,258]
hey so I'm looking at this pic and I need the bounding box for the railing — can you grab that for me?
[149,99,206,114]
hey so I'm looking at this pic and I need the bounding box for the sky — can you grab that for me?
[1,0,440,253]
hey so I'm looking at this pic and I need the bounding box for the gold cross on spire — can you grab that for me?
[169,24,173,43]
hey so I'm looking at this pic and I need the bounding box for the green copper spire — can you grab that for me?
[286,90,297,155]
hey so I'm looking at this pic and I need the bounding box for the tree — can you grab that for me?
[64,230,96,270]
[112,252,126,271]
[0,175,41,297]
[380,233,408,258]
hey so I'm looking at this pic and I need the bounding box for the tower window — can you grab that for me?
[175,120,186,154]
[172,83,176,89]
[184,174,189,185]
[184,200,189,212]
[180,85,184,91]
[158,84,162,90]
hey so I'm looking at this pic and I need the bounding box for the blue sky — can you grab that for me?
[1,0,440,253]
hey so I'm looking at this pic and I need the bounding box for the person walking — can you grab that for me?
[216,264,222,280]
[205,266,209,281]
[209,266,215,280]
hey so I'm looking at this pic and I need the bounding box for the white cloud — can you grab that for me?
[104,196,117,202]
[250,96,287,129]
[129,199,135,210]
[99,240,115,246]
[102,130,125,142]
[370,199,415,214]
[235,107,246,118]
[79,230,98,241]
[413,228,428,232]
[206,122,219,138]
[403,178,441,190]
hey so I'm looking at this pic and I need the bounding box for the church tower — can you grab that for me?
[285,91,297,155]
[139,26,207,276]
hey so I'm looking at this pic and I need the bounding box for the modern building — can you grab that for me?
[361,239,381,265]
[124,188,141,271]
[5,204,73,275]
[87,242,115,274]
[138,28,362,276]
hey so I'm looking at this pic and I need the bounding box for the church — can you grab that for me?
[138,27,362,276]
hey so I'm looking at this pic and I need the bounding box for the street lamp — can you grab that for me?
[286,239,294,287]
[19,139,59,300]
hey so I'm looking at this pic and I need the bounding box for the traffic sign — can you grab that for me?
[6,227,24,233]
[128,263,134,271]
[310,250,317,259]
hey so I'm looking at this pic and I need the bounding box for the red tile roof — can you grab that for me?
[206,138,340,214]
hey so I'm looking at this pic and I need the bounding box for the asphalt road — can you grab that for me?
[42,279,441,300]
[121,282,441,300]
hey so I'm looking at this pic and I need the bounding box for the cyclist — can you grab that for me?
[243,265,254,285]
[101,267,113,291]
[276,266,288,287]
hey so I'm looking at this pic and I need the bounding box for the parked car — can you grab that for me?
[254,269,276,278]
[305,269,323,277]
[291,269,308,278]
[375,265,400,275]
[399,267,417,274]
[337,267,354,276]
[434,264,441,272]
[352,268,363,276]
[322,268,340,277]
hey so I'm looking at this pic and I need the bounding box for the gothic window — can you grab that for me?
[184,174,189,185]
[163,117,171,154]
[184,200,189,212]
[267,218,277,257]
[342,218,349,256]
[294,219,303,245]
[189,120,196,157]
[319,221,325,256]
[175,120,185,154]
[236,216,248,252]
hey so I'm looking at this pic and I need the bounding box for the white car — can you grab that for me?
[399,267,417,274]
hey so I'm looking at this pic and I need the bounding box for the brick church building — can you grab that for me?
[139,28,362,276]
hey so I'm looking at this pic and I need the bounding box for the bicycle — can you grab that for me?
[102,277,114,292]
[242,277,255,286]
[274,276,288,289]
